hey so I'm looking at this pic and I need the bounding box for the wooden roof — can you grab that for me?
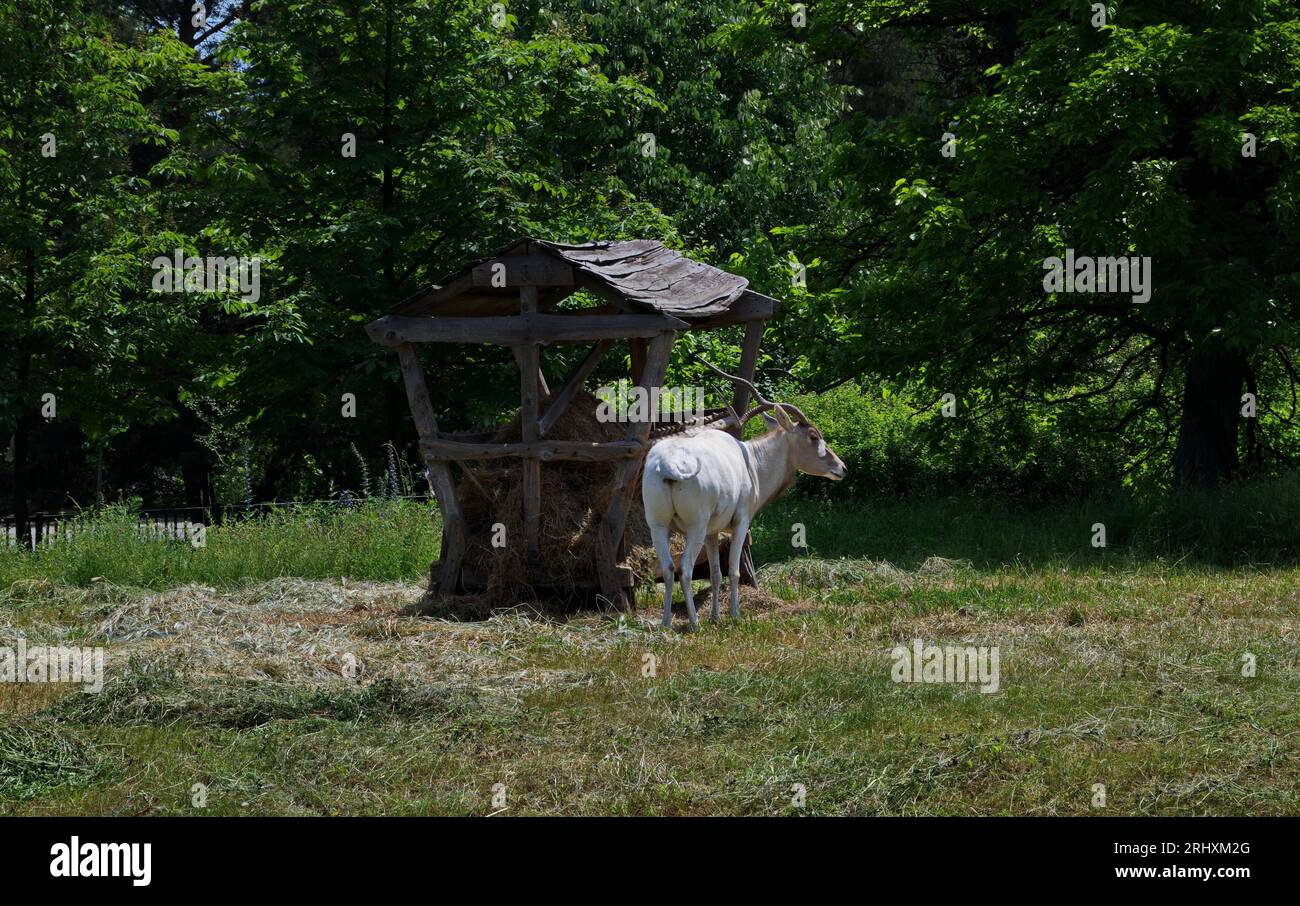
[389,238,777,328]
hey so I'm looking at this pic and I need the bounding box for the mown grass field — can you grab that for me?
[2,498,1298,815]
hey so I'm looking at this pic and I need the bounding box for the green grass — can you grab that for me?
[756,472,1300,568]
[2,492,1299,815]
[6,475,1299,596]
[0,500,440,589]
[6,471,1300,592]
[0,722,107,801]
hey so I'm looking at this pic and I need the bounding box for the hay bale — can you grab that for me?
[438,389,656,612]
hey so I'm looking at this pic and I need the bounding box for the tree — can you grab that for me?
[759,0,1300,486]
[183,0,667,494]
[0,0,184,532]
[545,0,845,255]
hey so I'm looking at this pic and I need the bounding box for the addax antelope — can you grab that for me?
[642,363,845,629]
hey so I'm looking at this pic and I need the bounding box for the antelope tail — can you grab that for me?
[653,447,701,483]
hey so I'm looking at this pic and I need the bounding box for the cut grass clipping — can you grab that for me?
[0,723,105,800]
[2,559,1296,815]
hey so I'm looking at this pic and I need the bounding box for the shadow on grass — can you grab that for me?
[753,474,1300,571]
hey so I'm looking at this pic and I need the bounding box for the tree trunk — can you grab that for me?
[1173,346,1247,487]
[12,402,30,550]
[11,264,33,546]
[179,2,198,47]
[12,37,36,547]
[381,0,396,292]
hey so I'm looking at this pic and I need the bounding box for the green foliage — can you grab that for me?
[4,0,1299,513]
[552,0,847,251]
[781,381,1125,502]
[744,0,1300,485]
[783,382,933,500]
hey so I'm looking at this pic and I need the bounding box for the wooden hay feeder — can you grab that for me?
[365,238,777,610]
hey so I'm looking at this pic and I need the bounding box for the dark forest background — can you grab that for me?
[3,0,1298,536]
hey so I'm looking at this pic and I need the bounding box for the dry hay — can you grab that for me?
[757,556,974,590]
[77,579,599,694]
[429,389,659,615]
[689,583,793,618]
[17,579,618,732]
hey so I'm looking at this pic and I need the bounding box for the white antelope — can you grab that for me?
[641,366,846,629]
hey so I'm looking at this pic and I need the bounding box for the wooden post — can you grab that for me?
[629,337,647,385]
[598,330,676,610]
[396,343,467,595]
[512,346,550,397]
[519,286,542,560]
[728,319,765,437]
[731,319,764,584]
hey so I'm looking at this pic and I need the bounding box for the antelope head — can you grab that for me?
[694,357,847,481]
[760,403,847,480]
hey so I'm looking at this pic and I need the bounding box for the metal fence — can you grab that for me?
[1,495,432,550]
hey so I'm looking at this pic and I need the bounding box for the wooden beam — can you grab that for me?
[396,343,438,441]
[420,438,645,462]
[471,255,574,288]
[390,271,476,316]
[365,312,689,347]
[539,340,611,437]
[722,320,765,563]
[687,292,778,329]
[439,428,501,443]
[728,319,765,437]
[395,343,466,595]
[519,286,541,560]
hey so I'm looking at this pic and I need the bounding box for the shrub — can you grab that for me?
[785,382,1125,503]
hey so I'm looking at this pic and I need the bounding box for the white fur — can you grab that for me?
[642,420,844,629]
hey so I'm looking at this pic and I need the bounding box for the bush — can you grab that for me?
[784,382,1125,503]
[781,382,930,500]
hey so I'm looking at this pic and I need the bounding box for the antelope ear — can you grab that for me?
[761,413,780,431]
[772,405,794,430]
